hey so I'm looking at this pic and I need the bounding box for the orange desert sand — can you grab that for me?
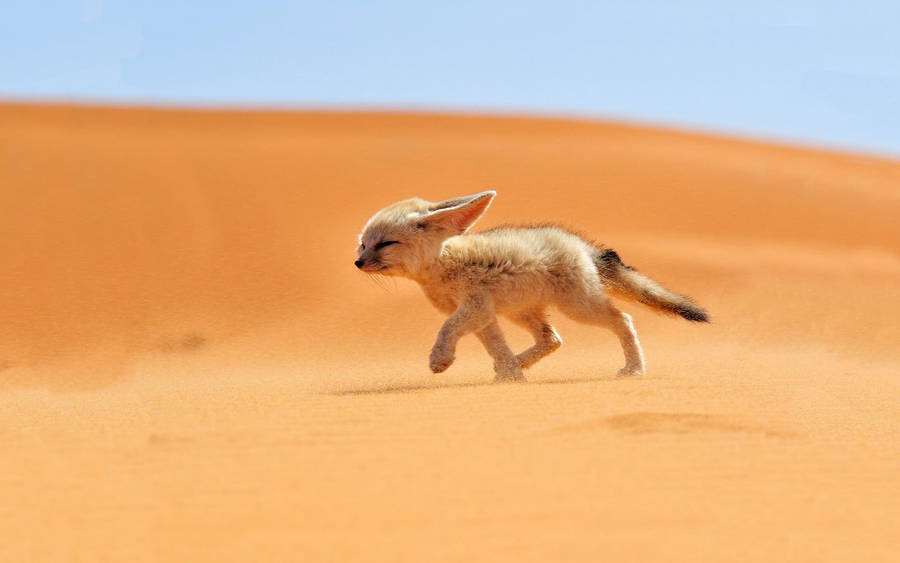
[1,103,898,562]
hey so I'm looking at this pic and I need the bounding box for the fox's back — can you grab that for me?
[437,225,599,311]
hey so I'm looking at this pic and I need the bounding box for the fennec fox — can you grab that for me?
[355,191,708,382]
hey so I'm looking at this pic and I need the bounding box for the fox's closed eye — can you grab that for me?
[375,240,399,250]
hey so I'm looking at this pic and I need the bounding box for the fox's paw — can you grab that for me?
[493,371,526,383]
[493,359,525,383]
[429,348,455,373]
[617,365,645,377]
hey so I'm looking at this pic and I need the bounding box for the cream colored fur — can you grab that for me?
[355,191,707,382]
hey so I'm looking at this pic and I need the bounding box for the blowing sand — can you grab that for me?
[1,103,898,562]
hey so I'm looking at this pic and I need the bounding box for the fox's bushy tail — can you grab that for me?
[594,248,709,322]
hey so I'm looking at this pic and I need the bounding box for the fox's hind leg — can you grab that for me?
[559,296,646,376]
[509,309,562,369]
[476,322,525,383]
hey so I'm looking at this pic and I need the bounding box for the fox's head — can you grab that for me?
[355,190,496,277]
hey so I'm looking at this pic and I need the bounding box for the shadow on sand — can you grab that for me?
[328,374,636,396]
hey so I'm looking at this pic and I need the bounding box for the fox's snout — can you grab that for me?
[354,256,375,271]
[354,253,383,273]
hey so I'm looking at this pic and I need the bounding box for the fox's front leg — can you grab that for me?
[429,294,493,374]
[475,322,525,382]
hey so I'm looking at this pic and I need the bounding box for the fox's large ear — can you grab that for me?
[422,190,496,233]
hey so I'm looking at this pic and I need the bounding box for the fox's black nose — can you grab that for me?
[354,259,364,269]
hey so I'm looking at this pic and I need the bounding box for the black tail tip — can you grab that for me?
[677,306,710,323]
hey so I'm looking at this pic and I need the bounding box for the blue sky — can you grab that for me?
[2,1,899,155]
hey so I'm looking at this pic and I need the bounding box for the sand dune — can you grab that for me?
[1,103,898,561]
